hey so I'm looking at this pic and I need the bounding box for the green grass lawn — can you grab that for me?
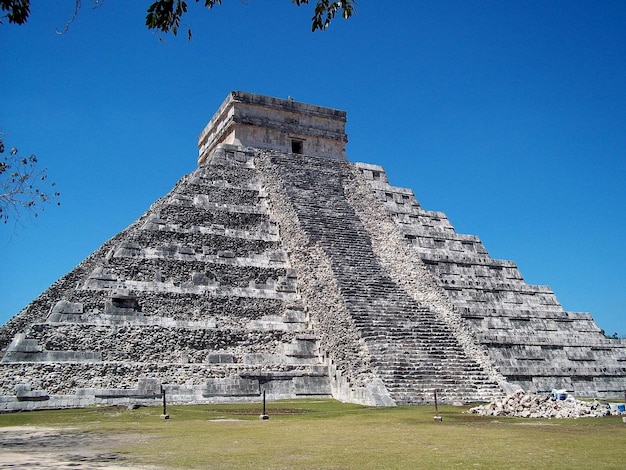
[1,399,625,469]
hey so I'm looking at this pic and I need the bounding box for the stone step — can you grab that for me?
[272,153,500,404]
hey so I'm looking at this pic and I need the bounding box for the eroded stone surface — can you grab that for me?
[354,162,626,397]
[0,92,624,411]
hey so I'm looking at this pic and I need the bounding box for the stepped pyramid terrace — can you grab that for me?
[1,91,624,411]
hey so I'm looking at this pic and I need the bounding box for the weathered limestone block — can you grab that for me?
[4,334,41,353]
[114,241,142,257]
[137,377,162,396]
[293,376,331,395]
[276,275,297,293]
[81,380,162,400]
[207,353,235,364]
[282,308,306,324]
[51,300,84,315]
[104,289,141,314]
[41,351,102,362]
[285,337,318,358]
[202,378,259,397]
[2,331,103,363]
[247,315,305,332]
[243,353,285,365]
[14,383,49,401]
[141,214,167,230]
[85,266,118,289]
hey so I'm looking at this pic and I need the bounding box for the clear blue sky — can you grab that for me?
[1,1,625,336]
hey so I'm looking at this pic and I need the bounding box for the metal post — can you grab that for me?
[160,385,169,419]
[433,389,442,422]
[259,389,269,420]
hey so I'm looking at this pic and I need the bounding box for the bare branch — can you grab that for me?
[55,0,104,35]
[0,138,60,225]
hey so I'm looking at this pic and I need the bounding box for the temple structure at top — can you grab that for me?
[198,91,348,163]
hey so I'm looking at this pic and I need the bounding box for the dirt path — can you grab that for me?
[0,426,156,469]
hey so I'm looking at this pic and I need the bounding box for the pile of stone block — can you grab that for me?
[468,389,625,418]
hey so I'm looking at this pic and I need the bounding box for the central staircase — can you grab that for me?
[268,153,501,404]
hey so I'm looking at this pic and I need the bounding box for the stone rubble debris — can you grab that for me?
[468,389,626,418]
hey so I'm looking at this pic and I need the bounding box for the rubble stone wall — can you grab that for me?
[0,362,319,396]
[0,149,331,410]
[25,324,294,362]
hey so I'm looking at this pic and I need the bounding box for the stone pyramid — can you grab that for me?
[1,92,624,411]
